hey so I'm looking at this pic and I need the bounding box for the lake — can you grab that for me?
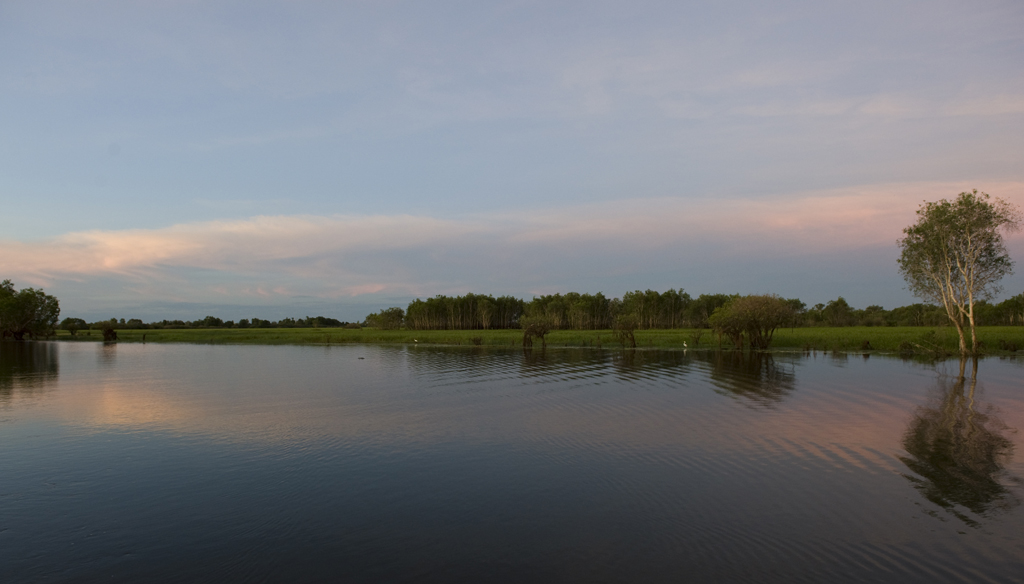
[2,342,1023,583]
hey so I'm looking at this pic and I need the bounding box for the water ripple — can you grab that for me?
[2,344,1023,582]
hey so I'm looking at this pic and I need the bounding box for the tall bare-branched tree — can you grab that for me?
[897,191,1020,354]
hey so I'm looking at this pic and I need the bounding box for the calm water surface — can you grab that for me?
[1,342,1023,583]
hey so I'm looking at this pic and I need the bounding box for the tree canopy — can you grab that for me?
[897,190,1020,353]
[0,280,61,340]
[708,294,795,350]
[364,307,405,330]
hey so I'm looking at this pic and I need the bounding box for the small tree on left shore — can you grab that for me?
[0,280,61,340]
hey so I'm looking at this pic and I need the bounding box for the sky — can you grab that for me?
[2,0,1023,322]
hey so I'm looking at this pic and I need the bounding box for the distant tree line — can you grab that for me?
[50,290,1024,337]
[376,290,732,331]
[364,290,1024,331]
[58,315,357,335]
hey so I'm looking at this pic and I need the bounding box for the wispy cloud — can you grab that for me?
[5,182,1022,307]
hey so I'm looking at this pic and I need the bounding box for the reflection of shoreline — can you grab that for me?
[515,348,800,406]
[695,351,797,406]
[899,358,1019,526]
[9,344,1012,487]
[0,341,59,401]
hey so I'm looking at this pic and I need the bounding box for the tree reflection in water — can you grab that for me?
[609,349,689,381]
[697,351,796,407]
[0,341,59,402]
[899,357,1018,526]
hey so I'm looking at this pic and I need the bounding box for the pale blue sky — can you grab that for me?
[2,0,1023,320]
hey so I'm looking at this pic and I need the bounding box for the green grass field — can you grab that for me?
[53,325,1024,355]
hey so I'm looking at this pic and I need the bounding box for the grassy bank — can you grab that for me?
[52,326,1024,354]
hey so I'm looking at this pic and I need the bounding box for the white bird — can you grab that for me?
[683,341,688,347]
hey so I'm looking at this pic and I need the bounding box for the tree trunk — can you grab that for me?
[954,321,968,355]
[968,311,979,354]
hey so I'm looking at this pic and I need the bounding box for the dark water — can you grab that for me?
[2,342,1023,583]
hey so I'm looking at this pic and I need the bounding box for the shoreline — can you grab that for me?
[42,326,1024,356]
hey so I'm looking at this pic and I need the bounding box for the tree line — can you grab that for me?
[4,279,1022,344]
[368,290,728,331]
[365,290,1024,331]
[47,291,1024,336]
[57,315,357,336]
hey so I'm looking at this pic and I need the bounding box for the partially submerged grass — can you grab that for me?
[53,326,1024,355]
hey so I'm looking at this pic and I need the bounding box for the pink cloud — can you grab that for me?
[2,181,1021,303]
